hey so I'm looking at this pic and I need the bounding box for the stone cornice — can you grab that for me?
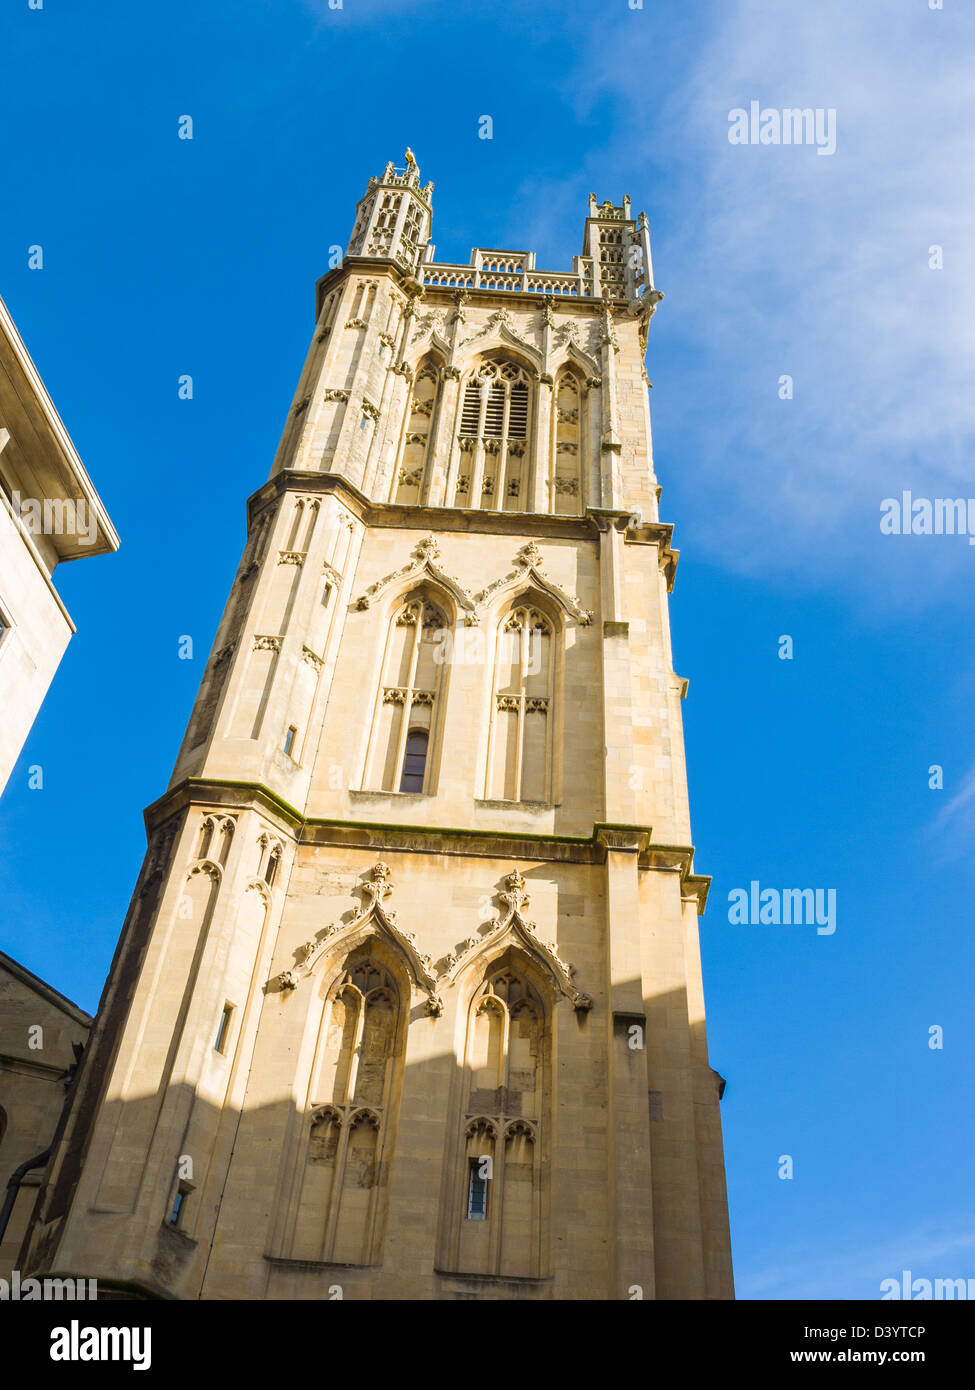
[595,824,649,854]
[141,778,709,911]
[302,816,596,864]
[0,293,121,561]
[589,507,678,586]
[246,472,678,579]
[589,508,634,534]
[316,257,420,318]
[0,1052,76,1081]
[144,777,305,839]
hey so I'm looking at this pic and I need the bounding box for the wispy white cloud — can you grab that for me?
[928,756,975,852]
[740,1220,975,1299]
[549,2,975,609]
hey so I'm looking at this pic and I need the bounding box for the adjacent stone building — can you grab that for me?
[21,156,734,1299]
[0,292,119,795]
[0,952,91,1278]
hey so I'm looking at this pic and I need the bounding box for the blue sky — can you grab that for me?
[2,0,974,1299]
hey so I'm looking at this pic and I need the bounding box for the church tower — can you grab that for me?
[22,155,734,1300]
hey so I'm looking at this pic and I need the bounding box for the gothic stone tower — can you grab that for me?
[22,155,734,1300]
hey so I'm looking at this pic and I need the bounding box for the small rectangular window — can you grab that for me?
[466,1158,488,1221]
[214,1003,234,1054]
[360,415,368,431]
[283,725,297,757]
[169,1189,186,1227]
[399,728,429,794]
[322,583,332,608]
[265,847,281,888]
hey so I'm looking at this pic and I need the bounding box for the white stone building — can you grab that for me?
[0,293,119,796]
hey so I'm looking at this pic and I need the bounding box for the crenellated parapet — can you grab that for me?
[275,166,664,525]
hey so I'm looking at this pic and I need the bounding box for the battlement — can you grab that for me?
[347,154,654,301]
[419,245,597,298]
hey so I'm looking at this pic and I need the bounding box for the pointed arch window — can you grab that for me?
[455,358,532,512]
[485,601,556,803]
[550,370,583,515]
[287,957,403,1266]
[443,963,549,1279]
[197,817,215,860]
[395,358,441,505]
[365,590,448,794]
[256,833,283,886]
[197,813,235,864]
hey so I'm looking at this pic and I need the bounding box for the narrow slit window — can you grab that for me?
[467,1158,488,1221]
[399,728,429,794]
[365,592,446,793]
[169,1189,187,1227]
[214,1003,234,1054]
[283,725,297,757]
[322,582,333,608]
[265,847,281,888]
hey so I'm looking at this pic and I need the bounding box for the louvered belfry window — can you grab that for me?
[456,359,531,511]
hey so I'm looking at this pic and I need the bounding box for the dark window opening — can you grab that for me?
[467,1158,488,1220]
[214,1003,234,1054]
[399,728,429,794]
[265,848,281,888]
[169,1189,187,1226]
